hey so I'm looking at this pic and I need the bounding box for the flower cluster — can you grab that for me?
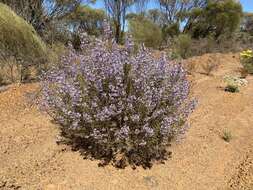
[223,75,248,87]
[223,75,248,93]
[41,22,196,167]
[240,49,253,74]
[240,49,253,59]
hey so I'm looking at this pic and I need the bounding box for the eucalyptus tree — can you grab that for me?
[242,13,253,35]
[103,0,151,43]
[103,0,136,43]
[157,0,207,29]
[68,5,106,36]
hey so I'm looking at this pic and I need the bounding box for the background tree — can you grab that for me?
[128,15,163,48]
[104,0,135,43]
[189,0,243,39]
[0,0,44,32]
[241,13,253,35]
[69,5,106,36]
[0,0,95,41]
[147,8,164,26]
[134,0,149,14]
[157,0,207,38]
[157,0,207,25]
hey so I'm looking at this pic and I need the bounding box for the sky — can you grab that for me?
[240,0,253,12]
[91,0,253,13]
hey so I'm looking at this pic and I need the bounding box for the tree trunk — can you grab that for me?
[115,21,121,43]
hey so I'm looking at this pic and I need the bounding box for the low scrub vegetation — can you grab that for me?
[0,3,47,61]
[222,129,232,142]
[175,34,192,59]
[0,57,21,83]
[128,16,163,49]
[0,0,252,86]
[0,3,47,84]
[223,75,248,93]
[41,23,196,168]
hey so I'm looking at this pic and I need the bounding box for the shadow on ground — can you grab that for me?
[56,129,171,169]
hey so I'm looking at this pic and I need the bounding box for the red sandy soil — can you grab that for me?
[0,53,252,190]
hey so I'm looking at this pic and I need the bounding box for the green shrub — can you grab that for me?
[175,34,192,59]
[0,3,47,65]
[128,17,163,49]
[225,84,239,93]
[40,42,67,73]
[222,129,232,142]
[169,51,182,60]
[190,0,242,39]
[162,23,180,39]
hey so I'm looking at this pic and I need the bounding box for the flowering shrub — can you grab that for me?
[240,50,253,59]
[223,75,247,93]
[223,75,248,87]
[240,49,253,74]
[41,22,196,168]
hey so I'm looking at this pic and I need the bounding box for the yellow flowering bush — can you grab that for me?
[240,49,253,74]
[240,50,253,59]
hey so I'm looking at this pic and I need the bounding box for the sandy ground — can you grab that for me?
[0,53,252,190]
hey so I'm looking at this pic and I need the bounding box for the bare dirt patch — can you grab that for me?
[0,53,252,190]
